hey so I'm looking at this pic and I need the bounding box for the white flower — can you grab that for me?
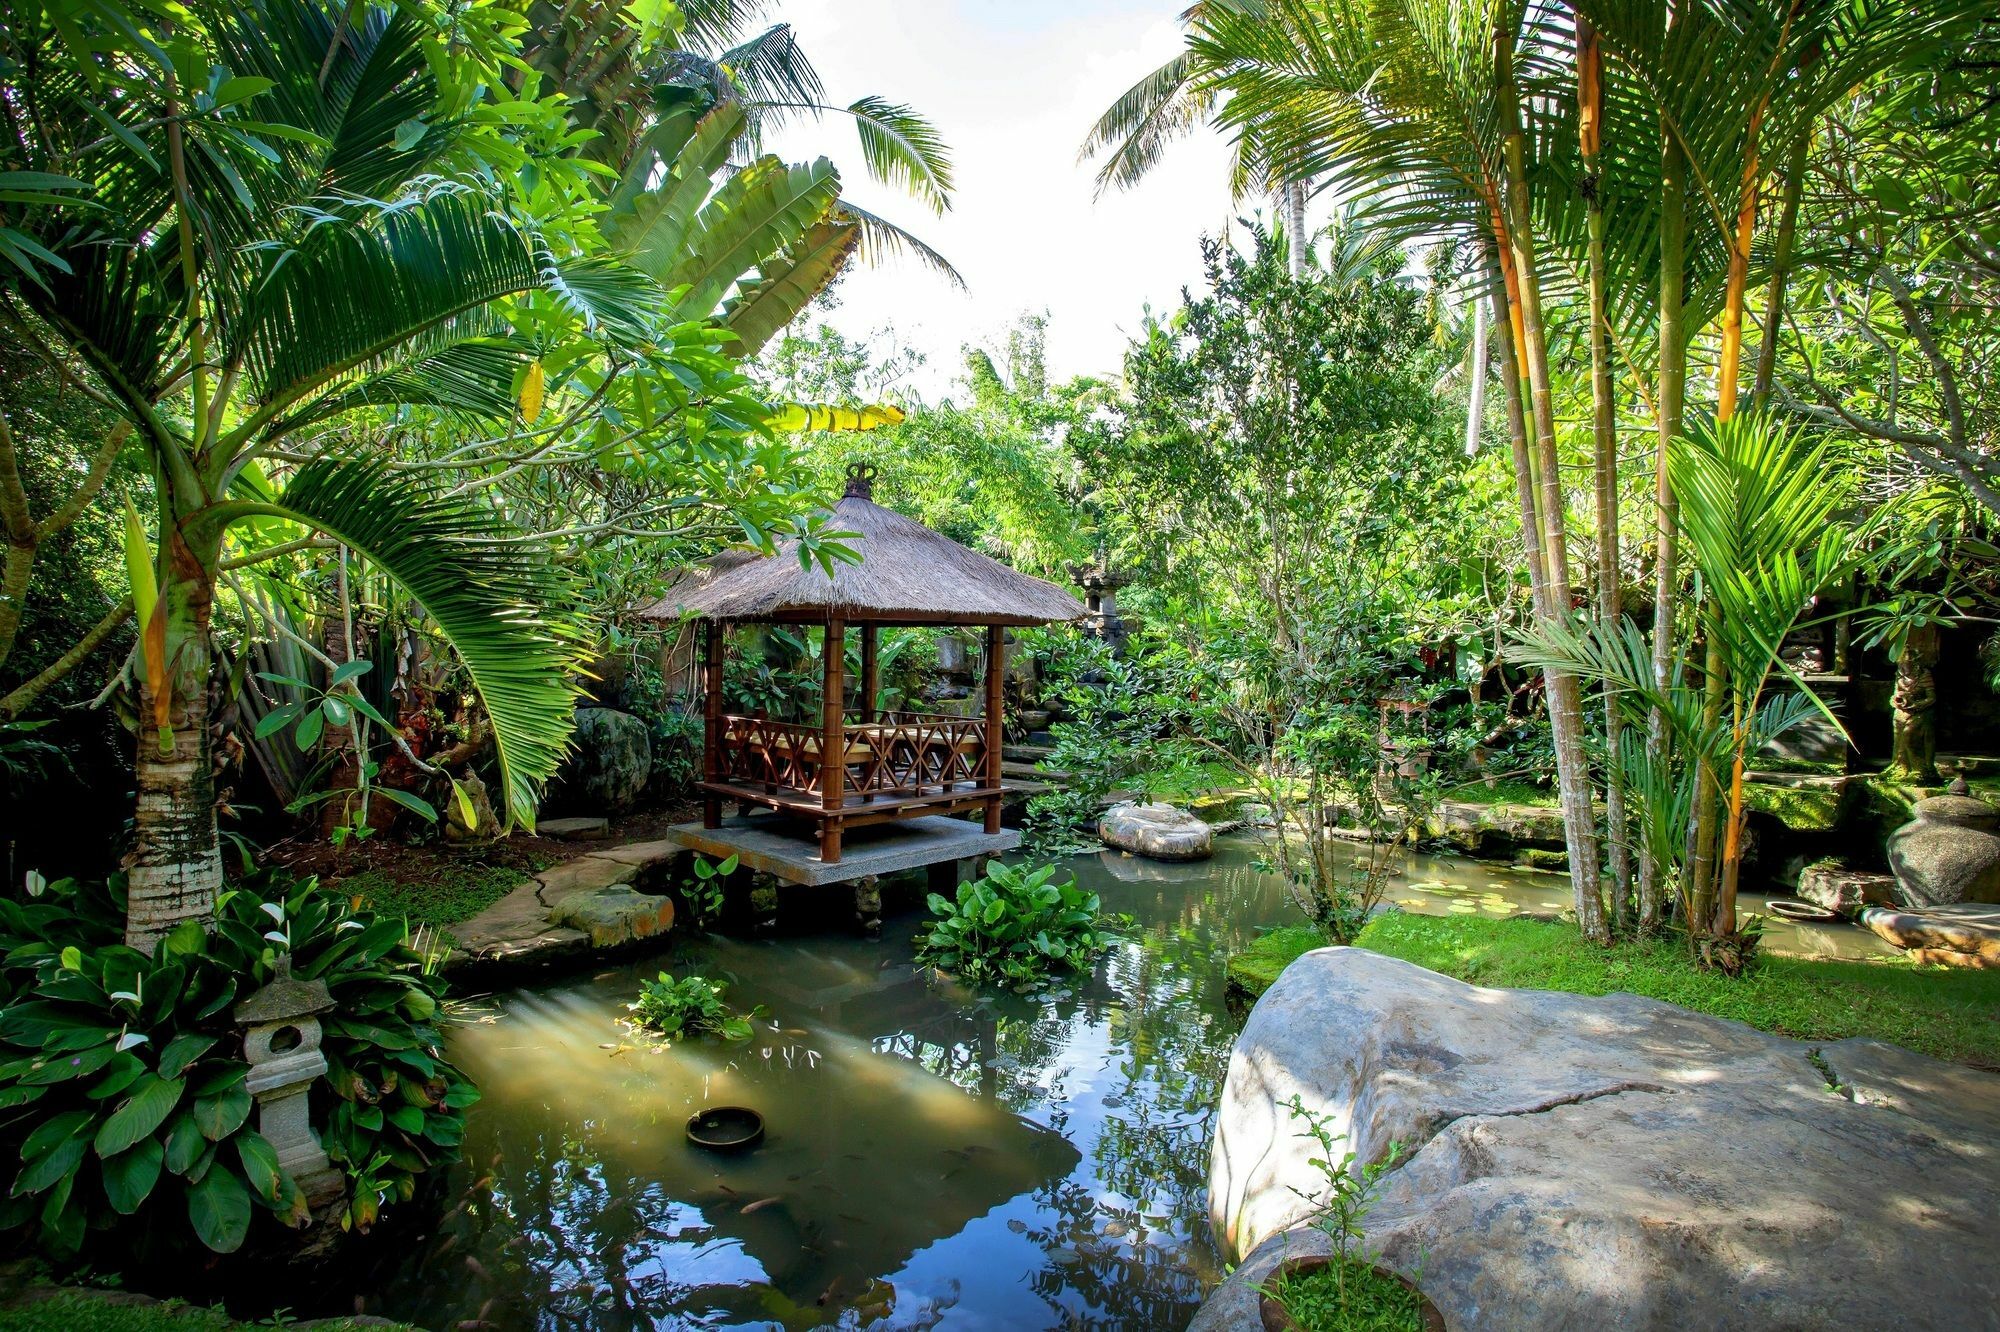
[115,1032,148,1051]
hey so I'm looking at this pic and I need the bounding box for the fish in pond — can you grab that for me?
[740,1195,785,1214]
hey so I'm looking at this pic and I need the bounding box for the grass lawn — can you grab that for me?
[1355,912,2000,1070]
[0,1293,408,1332]
[1431,778,1556,807]
[1228,914,2000,1069]
[333,860,526,928]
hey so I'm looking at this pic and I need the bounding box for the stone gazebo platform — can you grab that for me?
[640,462,1083,918]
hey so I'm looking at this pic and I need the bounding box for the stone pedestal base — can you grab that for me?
[852,875,882,934]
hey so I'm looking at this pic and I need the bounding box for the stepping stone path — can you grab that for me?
[445,838,684,977]
[538,815,611,840]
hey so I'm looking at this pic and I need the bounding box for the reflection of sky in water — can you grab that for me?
[365,837,1890,1330]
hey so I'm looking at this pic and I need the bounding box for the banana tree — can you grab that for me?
[0,1,701,947]
[1511,413,1857,956]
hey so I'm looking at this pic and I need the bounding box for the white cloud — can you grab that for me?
[757,1,1274,399]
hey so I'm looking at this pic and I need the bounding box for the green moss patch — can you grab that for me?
[334,861,526,928]
[1355,912,2000,1069]
[1227,924,1328,999]
[0,1293,410,1332]
[1742,780,1843,831]
[1435,778,1557,808]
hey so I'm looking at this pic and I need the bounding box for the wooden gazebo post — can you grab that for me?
[821,615,846,862]
[983,625,1004,833]
[702,620,724,830]
[859,624,879,722]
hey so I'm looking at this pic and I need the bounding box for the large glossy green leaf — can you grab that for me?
[722,217,858,355]
[192,1076,252,1142]
[101,1138,164,1214]
[187,1163,252,1253]
[93,1074,185,1158]
[234,1131,283,1206]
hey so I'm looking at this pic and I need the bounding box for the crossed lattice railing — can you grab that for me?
[718,709,991,800]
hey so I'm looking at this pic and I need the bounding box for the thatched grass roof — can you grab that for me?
[639,469,1084,626]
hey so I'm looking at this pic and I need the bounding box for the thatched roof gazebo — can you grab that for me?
[640,462,1083,865]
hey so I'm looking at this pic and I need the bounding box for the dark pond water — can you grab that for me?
[366,837,1886,1331]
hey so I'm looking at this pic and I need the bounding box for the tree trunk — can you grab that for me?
[1579,17,1630,930]
[1637,135,1687,935]
[124,525,223,950]
[1497,31,1607,944]
[1892,624,1941,783]
[1286,179,1309,277]
[1751,127,1811,411]
[1464,298,1487,454]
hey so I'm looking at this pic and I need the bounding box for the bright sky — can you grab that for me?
[759,0,1271,400]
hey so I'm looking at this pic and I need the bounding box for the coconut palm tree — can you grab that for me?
[0,1,751,946]
[1079,1,1319,276]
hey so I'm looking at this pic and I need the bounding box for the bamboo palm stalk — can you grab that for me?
[1638,132,1687,934]
[1579,16,1631,926]
[1497,20,1608,943]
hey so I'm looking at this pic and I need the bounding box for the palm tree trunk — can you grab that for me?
[1286,178,1309,277]
[1464,297,1488,454]
[1579,17,1630,929]
[1497,29,1607,944]
[124,522,224,949]
[1752,126,1811,410]
[1638,134,1687,935]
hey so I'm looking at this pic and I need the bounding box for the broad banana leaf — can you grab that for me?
[723,218,860,354]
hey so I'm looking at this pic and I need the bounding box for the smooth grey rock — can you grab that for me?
[1887,795,2000,906]
[1796,861,1896,916]
[1097,802,1214,861]
[558,707,653,813]
[1196,948,2000,1332]
[547,883,674,948]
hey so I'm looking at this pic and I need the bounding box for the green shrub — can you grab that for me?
[1267,1261,1429,1332]
[915,861,1123,990]
[0,872,474,1263]
[627,974,755,1041]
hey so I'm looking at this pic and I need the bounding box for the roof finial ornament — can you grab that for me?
[843,460,878,500]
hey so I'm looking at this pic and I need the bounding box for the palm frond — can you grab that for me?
[841,95,955,215]
[833,200,966,290]
[259,455,585,827]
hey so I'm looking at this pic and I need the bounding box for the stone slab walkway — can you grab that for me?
[445,838,686,980]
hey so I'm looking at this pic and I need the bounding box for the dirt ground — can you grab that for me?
[265,796,702,893]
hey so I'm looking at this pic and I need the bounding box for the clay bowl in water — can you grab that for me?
[1258,1254,1446,1332]
[1768,897,1841,923]
[686,1105,765,1152]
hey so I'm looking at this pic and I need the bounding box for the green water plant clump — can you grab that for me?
[915,861,1124,990]
[627,974,756,1042]
[0,872,474,1262]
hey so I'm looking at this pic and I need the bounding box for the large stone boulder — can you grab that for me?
[1796,861,1896,916]
[1097,802,1213,860]
[555,707,653,813]
[1194,948,2000,1332]
[548,883,674,948]
[1887,794,2000,906]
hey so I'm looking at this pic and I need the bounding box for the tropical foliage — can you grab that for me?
[0,871,470,1258]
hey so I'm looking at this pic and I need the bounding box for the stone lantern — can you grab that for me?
[235,956,344,1205]
[1066,560,1132,655]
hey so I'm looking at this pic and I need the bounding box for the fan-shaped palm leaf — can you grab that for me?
[239,456,586,827]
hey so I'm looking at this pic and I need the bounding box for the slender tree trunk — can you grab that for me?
[1464,297,1488,454]
[1637,135,1687,935]
[124,521,224,950]
[1286,178,1309,277]
[1497,28,1608,943]
[1579,18,1630,930]
[1688,627,1726,934]
[1752,127,1811,410]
